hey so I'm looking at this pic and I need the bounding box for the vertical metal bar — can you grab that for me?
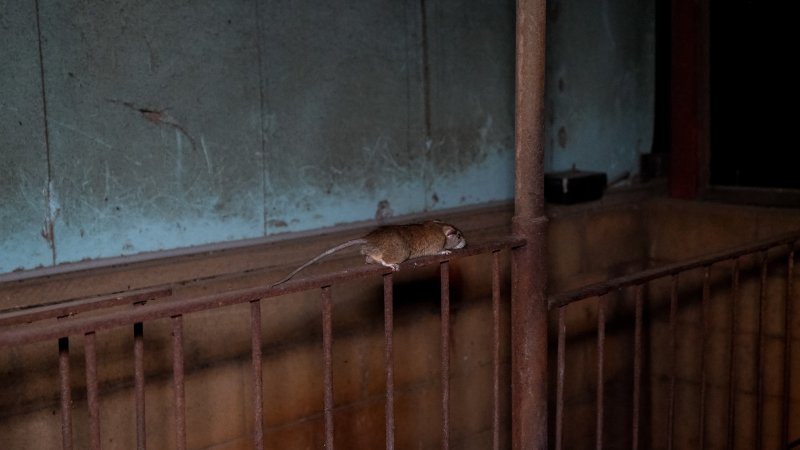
[632,284,643,450]
[250,300,264,450]
[698,267,710,450]
[492,251,501,450]
[512,0,548,448]
[440,261,451,450]
[134,322,146,450]
[384,274,395,450]
[59,337,73,450]
[668,275,679,450]
[782,247,795,448]
[510,231,548,450]
[596,296,606,450]
[84,331,101,450]
[555,307,566,450]
[321,286,334,450]
[756,252,767,450]
[726,259,740,449]
[172,315,186,450]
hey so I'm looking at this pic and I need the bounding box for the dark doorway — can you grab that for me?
[708,0,796,189]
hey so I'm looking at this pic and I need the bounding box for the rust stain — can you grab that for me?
[107,99,198,152]
[39,221,53,243]
[374,200,394,223]
[267,219,288,228]
[558,126,568,148]
[40,207,59,260]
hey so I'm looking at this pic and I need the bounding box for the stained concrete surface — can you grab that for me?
[0,1,53,271]
[40,0,265,264]
[1,0,654,275]
[545,0,655,179]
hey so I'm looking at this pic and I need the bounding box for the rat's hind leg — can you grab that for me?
[365,255,400,271]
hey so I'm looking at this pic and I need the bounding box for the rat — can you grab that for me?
[271,220,466,286]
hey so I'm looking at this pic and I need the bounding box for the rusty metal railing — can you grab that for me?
[0,237,524,450]
[1,0,550,447]
[549,230,800,450]
[0,287,173,450]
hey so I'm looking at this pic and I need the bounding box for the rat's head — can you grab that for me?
[442,224,466,250]
[425,220,467,250]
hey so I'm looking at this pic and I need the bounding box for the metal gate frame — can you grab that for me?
[0,1,550,449]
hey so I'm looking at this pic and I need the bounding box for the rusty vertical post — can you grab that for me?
[555,308,565,450]
[491,251,501,450]
[632,285,643,450]
[668,275,679,450]
[756,252,767,450]
[59,337,73,450]
[726,259,740,449]
[383,274,395,450]
[512,0,548,448]
[321,286,335,450]
[440,261,451,450]
[84,331,101,450]
[250,300,264,450]
[172,315,187,450]
[596,297,606,450]
[698,267,710,450]
[134,322,146,450]
[782,247,795,448]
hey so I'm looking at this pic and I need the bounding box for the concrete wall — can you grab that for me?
[1,0,655,275]
[551,199,800,450]
[642,199,800,450]
[544,0,655,178]
[0,204,520,450]
[0,194,654,449]
[3,195,799,449]
[0,0,516,274]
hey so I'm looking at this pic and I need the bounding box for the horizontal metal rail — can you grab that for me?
[551,229,799,450]
[1,235,522,450]
[549,229,800,308]
[0,237,523,348]
[0,287,173,327]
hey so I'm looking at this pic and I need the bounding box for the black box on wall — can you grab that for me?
[544,169,607,204]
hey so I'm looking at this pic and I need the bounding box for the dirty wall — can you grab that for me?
[0,0,654,274]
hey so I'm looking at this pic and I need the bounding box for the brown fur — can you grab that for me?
[272,220,466,286]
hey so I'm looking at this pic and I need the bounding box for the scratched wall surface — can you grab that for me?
[544,0,655,178]
[260,0,515,232]
[0,1,53,272]
[427,0,515,208]
[1,0,654,275]
[41,0,265,266]
[261,0,428,232]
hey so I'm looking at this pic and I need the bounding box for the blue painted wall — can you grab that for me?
[0,0,653,274]
[544,0,655,178]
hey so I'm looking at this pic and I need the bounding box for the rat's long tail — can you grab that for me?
[271,239,366,287]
